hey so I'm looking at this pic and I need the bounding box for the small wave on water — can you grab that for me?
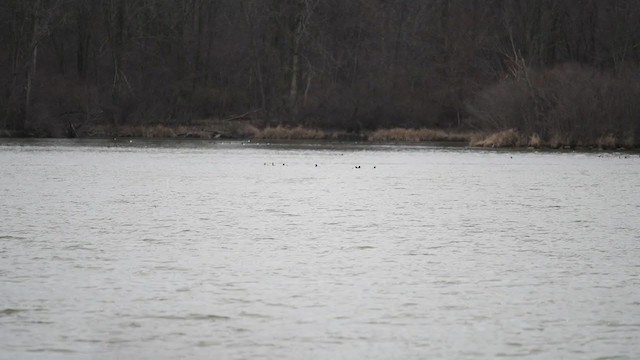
[0,308,26,317]
[345,245,376,250]
[0,234,26,240]
[26,348,75,354]
[140,314,231,321]
[239,311,272,319]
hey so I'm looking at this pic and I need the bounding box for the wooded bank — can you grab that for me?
[1,1,639,146]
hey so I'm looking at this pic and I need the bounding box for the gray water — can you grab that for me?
[1,139,639,359]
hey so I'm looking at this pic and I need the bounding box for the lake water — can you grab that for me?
[1,139,639,359]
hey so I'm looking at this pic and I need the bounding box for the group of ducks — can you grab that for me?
[263,162,376,169]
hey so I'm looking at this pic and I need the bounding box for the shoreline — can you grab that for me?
[1,125,637,151]
[1,137,638,155]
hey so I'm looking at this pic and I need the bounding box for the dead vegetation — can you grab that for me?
[466,63,640,149]
[38,120,636,150]
[253,126,327,140]
[470,129,522,148]
[367,128,472,142]
[469,129,628,149]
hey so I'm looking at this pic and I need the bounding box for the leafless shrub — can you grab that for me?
[467,63,640,147]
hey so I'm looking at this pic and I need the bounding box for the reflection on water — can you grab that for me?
[1,140,639,359]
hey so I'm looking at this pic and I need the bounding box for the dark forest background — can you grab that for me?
[2,0,640,144]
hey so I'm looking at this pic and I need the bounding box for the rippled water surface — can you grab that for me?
[1,139,640,359]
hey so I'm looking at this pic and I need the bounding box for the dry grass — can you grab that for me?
[528,133,541,148]
[253,126,327,140]
[173,125,212,139]
[367,128,471,142]
[86,124,476,143]
[547,133,566,149]
[238,124,261,138]
[471,129,636,149]
[470,129,522,147]
[147,125,176,138]
[117,125,180,138]
[74,122,640,149]
[288,126,326,140]
[597,134,617,149]
[239,125,360,141]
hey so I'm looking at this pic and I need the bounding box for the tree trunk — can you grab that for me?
[289,0,311,121]
[22,44,38,131]
[289,43,300,120]
[18,0,42,132]
[105,0,129,125]
[77,0,92,79]
[243,1,267,116]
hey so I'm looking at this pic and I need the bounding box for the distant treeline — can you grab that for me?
[1,0,640,145]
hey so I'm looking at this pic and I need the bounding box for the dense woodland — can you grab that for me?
[1,0,640,145]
